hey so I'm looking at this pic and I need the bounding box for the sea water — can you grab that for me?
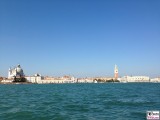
[0,83,160,120]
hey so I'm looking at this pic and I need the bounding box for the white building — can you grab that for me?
[1,79,13,83]
[25,73,42,83]
[8,64,24,79]
[121,76,150,82]
[77,78,94,83]
[26,74,77,84]
[150,77,160,83]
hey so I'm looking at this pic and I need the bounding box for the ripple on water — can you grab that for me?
[0,83,160,120]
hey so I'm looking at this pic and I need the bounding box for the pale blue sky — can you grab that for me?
[0,0,160,77]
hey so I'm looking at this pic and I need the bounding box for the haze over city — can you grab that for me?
[0,0,160,78]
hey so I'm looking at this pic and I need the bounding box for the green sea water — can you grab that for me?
[0,83,160,120]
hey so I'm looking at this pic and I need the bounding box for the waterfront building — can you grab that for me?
[94,77,113,81]
[150,77,160,82]
[114,65,118,79]
[61,75,77,83]
[0,77,3,81]
[1,79,13,83]
[93,77,114,82]
[0,76,13,83]
[39,77,76,84]
[25,73,42,83]
[77,78,94,83]
[8,64,25,79]
[120,76,150,82]
[26,75,77,84]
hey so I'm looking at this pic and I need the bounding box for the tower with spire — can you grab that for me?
[114,64,118,79]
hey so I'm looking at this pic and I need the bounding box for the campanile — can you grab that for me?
[114,65,118,79]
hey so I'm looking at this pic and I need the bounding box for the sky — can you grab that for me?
[0,0,160,78]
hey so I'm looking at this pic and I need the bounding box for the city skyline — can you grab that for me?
[0,0,160,77]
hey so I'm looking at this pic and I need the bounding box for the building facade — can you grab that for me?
[121,76,150,82]
[8,64,25,79]
[25,74,42,83]
[150,77,160,82]
[26,75,77,84]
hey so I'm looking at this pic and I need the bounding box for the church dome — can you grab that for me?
[16,65,23,73]
[16,67,23,73]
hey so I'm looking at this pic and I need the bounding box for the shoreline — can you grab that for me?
[0,82,160,85]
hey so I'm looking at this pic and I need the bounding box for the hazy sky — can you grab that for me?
[0,0,160,77]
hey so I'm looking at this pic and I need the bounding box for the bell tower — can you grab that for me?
[114,65,118,79]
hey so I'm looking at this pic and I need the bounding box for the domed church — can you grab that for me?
[8,64,25,79]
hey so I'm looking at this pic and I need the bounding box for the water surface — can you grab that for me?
[0,83,160,120]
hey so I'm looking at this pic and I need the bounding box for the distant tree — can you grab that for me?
[21,77,27,82]
[106,79,114,82]
[97,79,105,83]
[13,77,27,82]
[114,79,120,82]
[93,79,97,82]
